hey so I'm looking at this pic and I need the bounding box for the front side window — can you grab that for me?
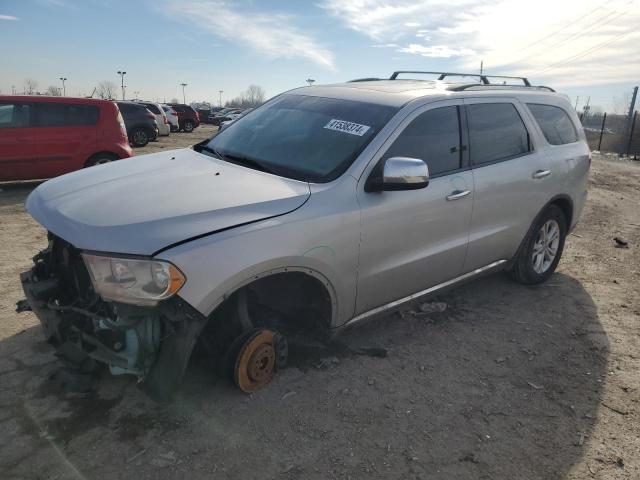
[467,103,530,165]
[382,106,461,176]
[34,103,99,126]
[527,103,578,145]
[202,94,398,182]
[0,103,30,128]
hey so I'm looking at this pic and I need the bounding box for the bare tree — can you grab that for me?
[170,97,179,104]
[45,85,61,96]
[224,85,266,108]
[96,81,117,100]
[24,78,39,95]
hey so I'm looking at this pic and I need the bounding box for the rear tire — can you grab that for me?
[510,205,567,285]
[182,120,194,133]
[130,128,149,147]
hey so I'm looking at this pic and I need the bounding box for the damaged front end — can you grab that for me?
[18,234,206,399]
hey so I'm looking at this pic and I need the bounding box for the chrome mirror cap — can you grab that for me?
[365,156,430,192]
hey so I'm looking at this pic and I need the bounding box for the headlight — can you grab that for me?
[81,253,186,306]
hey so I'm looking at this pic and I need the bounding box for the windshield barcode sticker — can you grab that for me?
[324,119,371,136]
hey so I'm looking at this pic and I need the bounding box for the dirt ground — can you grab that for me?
[0,142,638,479]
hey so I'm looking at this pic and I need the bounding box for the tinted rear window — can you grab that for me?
[467,103,530,165]
[33,102,99,127]
[141,103,161,114]
[527,103,578,145]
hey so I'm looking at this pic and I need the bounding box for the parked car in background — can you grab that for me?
[136,101,170,136]
[0,96,132,181]
[218,108,253,131]
[210,109,244,126]
[18,73,590,398]
[116,101,158,147]
[167,103,200,132]
[161,104,179,132]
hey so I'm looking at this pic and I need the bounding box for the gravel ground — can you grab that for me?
[0,146,638,480]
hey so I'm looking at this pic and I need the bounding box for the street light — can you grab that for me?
[180,83,188,104]
[218,90,223,107]
[117,71,127,100]
[306,78,315,86]
[134,91,140,101]
[59,77,67,96]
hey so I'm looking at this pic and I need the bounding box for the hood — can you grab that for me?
[27,149,310,255]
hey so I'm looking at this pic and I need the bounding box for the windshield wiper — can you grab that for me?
[196,144,275,175]
[219,152,275,174]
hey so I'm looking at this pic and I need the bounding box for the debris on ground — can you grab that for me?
[150,451,177,468]
[527,381,544,390]
[613,236,629,248]
[419,302,448,313]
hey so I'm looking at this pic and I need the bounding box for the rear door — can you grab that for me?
[0,101,36,181]
[356,100,474,314]
[462,98,552,271]
[32,102,100,178]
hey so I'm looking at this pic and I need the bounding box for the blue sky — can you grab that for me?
[0,0,638,111]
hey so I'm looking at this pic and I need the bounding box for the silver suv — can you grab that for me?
[19,71,590,398]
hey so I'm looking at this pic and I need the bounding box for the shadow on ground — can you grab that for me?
[0,272,607,479]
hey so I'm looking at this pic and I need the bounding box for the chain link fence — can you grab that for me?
[581,111,639,158]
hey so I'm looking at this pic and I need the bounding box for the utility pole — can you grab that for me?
[480,60,483,76]
[59,77,67,96]
[117,71,127,100]
[180,83,188,104]
[219,90,223,107]
[621,86,638,156]
[583,96,591,121]
[306,78,315,86]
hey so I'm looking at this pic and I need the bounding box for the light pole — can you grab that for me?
[180,83,188,104]
[117,71,127,100]
[306,78,315,86]
[218,90,223,107]
[59,77,67,96]
[11,85,16,95]
[134,91,140,101]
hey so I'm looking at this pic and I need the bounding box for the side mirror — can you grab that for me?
[365,157,430,192]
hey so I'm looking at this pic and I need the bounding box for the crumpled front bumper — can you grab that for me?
[19,240,208,400]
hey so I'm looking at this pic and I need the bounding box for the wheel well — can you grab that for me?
[550,196,573,227]
[84,151,118,167]
[193,272,334,370]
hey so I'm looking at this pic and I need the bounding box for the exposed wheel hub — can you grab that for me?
[231,329,287,393]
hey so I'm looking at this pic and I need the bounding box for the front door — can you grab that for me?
[356,101,474,314]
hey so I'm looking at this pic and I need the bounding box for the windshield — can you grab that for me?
[203,94,397,182]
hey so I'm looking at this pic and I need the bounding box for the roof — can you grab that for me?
[0,95,115,105]
[289,79,562,108]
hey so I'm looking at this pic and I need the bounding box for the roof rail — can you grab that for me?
[448,84,556,93]
[389,70,532,87]
[347,77,382,82]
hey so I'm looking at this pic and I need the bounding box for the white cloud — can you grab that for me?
[162,0,335,70]
[321,0,640,87]
[399,43,475,58]
[0,14,18,20]
[405,22,420,27]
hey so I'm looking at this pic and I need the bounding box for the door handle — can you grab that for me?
[532,169,552,179]
[446,190,471,201]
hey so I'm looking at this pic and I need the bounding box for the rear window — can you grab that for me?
[0,103,31,128]
[527,103,578,145]
[141,103,161,114]
[34,102,99,127]
[467,103,531,165]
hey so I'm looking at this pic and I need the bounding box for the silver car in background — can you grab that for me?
[18,71,590,398]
